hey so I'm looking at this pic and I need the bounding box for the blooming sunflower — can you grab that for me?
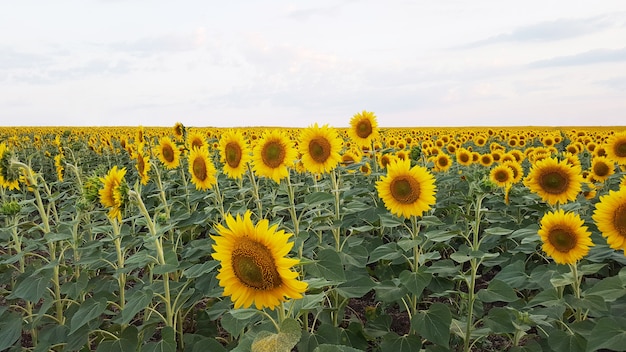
[99,166,127,221]
[605,131,626,165]
[592,187,626,254]
[456,148,473,166]
[134,147,151,185]
[502,161,524,184]
[590,156,615,182]
[187,131,206,151]
[524,157,583,205]
[219,130,251,179]
[212,211,308,310]
[489,164,514,188]
[173,122,185,139]
[376,158,437,218]
[298,123,343,174]
[251,130,297,183]
[54,153,64,182]
[432,153,452,172]
[188,147,217,191]
[156,136,180,169]
[538,209,593,264]
[348,110,379,148]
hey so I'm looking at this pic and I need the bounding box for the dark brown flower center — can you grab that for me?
[192,138,203,150]
[162,144,175,163]
[390,176,421,204]
[614,204,626,237]
[231,238,281,290]
[539,169,568,194]
[548,227,576,253]
[192,156,207,181]
[437,156,449,168]
[261,141,286,168]
[494,169,510,183]
[309,137,331,163]
[593,161,611,177]
[225,142,242,168]
[614,140,626,158]
[356,120,373,139]
[137,154,145,174]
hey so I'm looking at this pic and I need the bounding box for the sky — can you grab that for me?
[1,0,626,128]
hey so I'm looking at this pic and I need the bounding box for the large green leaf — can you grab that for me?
[399,269,432,297]
[584,275,625,301]
[251,318,301,352]
[70,296,108,334]
[0,311,22,351]
[379,332,422,352]
[546,329,586,352]
[113,287,154,325]
[141,326,177,352]
[411,303,451,348]
[9,267,53,302]
[310,248,346,282]
[477,279,519,303]
[95,325,140,352]
[587,316,626,351]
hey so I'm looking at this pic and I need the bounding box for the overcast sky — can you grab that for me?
[1,0,626,128]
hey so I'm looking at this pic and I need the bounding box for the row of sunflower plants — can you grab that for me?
[1,117,626,351]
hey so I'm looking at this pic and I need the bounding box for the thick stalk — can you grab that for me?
[246,163,263,217]
[463,194,484,352]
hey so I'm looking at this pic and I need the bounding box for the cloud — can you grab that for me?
[0,46,54,70]
[458,14,618,48]
[529,47,626,67]
[109,31,208,56]
[597,76,626,91]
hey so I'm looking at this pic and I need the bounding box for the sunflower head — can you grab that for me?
[252,130,297,183]
[376,158,437,218]
[590,156,615,182]
[524,157,583,205]
[489,164,514,188]
[298,123,343,174]
[188,147,217,190]
[173,122,185,139]
[98,166,128,221]
[156,136,181,169]
[0,143,20,190]
[211,211,308,310]
[1,201,21,216]
[538,209,593,264]
[348,110,379,147]
[593,187,626,254]
[606,131,626,164]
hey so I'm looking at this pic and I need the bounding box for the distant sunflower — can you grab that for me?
[0,143,19,190]
[348,110,379,148]
[188,147,217,190]
[376,158,437,218]
[187,131,206,151]
[251,130,297,183]
[432,153,452,172]
[479,153,494,167]
[360,162,372,175]
[456,148,473,166]
[524,157,583,205]
[298,123,343,174]
[173,122,185,139]
[157,136,180,169]
[54,153,64,182]
[490,164,514,188]
[592,187,626,254]
[378,153,395,170]
[219,130,251,179]
[502,161,524,184]
[605,131,626,165]
[99,166,127,221]
[212,211,308,310]
[590,156,615,182]
[538,209,593,264]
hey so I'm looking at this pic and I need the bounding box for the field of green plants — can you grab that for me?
[1,117,626,352]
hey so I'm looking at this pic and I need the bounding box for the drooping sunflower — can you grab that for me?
[590,156,615,182]
[489,164,514,188]
[347,110,379,148]
[0,143,19,190]
[592,187,626,254]
[156,136,180,169]
[298,123,343,174]
[99,166,127,221]
[218,129,251,179]
[251,130,297,183]
[188,147,217,191]
[173,122,185,139]
[605,131,626,165]
[54,153,64,182]
[134,147,151,185]
[524,157,583,205]
[211,211,308,310]
[376,158,437,218]
[538,209,593,264]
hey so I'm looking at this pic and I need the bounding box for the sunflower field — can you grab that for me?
[1,113,626,352]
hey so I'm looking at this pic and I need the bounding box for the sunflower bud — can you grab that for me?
[1,201,21,216]
[83,175,104,203]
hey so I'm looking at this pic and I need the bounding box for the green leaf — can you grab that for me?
[379,333,422,352]
[584,275,625,301]
[191,337,228,352]
[251,318,301,352]
[9,267,53,302]
[141,326,177,352]
[113,287,154,325]
[183,260,219,278]
[229,308,261,320]
[368,243,402,263]
[587,316,626,351]
[424,229,458,242]
[483,227,513,236]
[70,296,108,334]
[378,213,405,228]
[95,325,139,352]
[374,280,406,303]
[336,275,377,298]
[313,344,365,352]
[547,329,586,352]
[305,192,335,207]
[310,248,346,282]
[477,279,518,303]
[0,311,22,351]
[483,307,517,334]
[493,260,529,289]
[399,269,432,297]
[411,303,451,348]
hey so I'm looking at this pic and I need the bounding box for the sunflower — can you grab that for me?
[219,130,251,179]
[173,122,185,139]
[502,161,524,184]
[489,164,514,188]
[0,143,19,190]
[187,131,206,151]
[605,131,626,165]
[378,153,395,169]
[538,209,593,264]
[376,158,437,218]
[212,211,308,310]
[589,156,615,183]
[592,187,626,254]
[524,157,583,205]
[188,147,217,190]
[456,148,473,166]
[298,123,343,174]
[99,166,127,221]
[348,110,379,148]
[54,153,64,182]
[479,153,494,167]
[360,162,372,175]
[134,147,151,185]
[251,130,297,183]
[432,153,452,172]
[156,136,180,169]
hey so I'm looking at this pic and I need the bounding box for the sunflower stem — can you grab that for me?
[463,193,484,352]
[409,215,421,318]
[570,262,584,322]
[246,163,263,217]
[111,218,126,312]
